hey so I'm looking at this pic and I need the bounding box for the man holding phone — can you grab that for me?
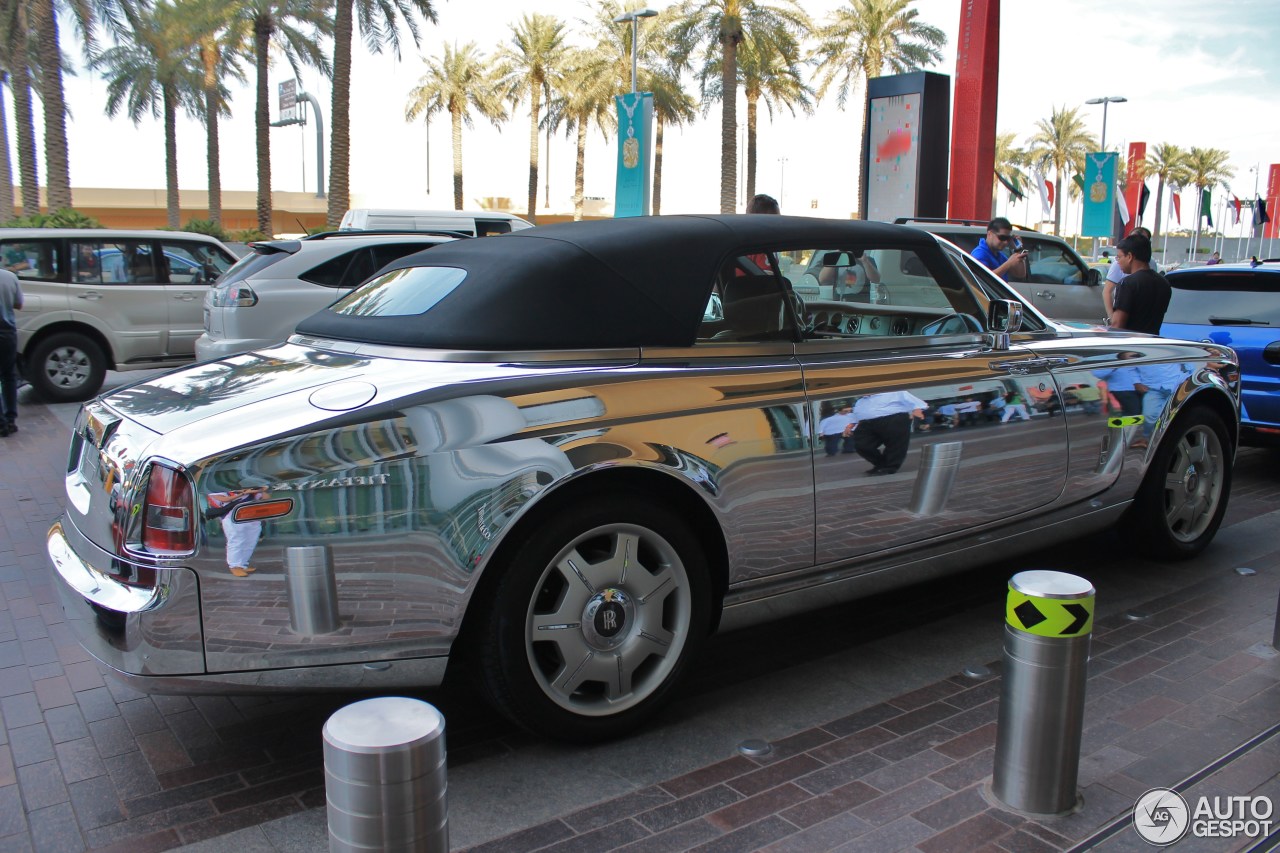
[972,217,1029,281]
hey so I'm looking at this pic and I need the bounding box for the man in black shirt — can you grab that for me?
[1110,234,1170,334]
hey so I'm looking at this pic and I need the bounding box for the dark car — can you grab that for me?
[48,215,1239,742]
[1161,262,1279,445]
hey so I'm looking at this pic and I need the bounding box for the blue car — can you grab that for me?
[1162,262,1280,445]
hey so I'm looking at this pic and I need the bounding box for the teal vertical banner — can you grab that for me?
[1081,152,1117,237]
[615,92,653,218]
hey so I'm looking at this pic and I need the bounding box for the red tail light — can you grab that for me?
[142,464,194,554]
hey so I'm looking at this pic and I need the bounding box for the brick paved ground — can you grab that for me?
[3,394,1280,852]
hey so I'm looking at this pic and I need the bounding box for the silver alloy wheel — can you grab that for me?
[43,345,93,391]
[1161,423,1225,542]
[525,522,692,717]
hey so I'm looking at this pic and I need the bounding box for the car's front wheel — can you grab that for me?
[1126,407,1232,560]
[27,332,107,403]
[475,496,710,742]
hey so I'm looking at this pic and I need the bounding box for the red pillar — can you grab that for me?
[947,0,1000,222]
[1123,142,1146,237]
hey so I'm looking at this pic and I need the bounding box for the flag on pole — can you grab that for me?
[1139,183,1151,217]
[1172,192,1182,224]
[1034,169,1052,216]
[1201,188,1213,227]
[1072,175,1085,194]
[1257,196,1272,227]
[1232,196,1241,225]
[996,172,1024,201]
[1116,187,1131,225]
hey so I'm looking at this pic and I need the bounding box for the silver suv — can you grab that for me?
[897,219,1103,323]
[196,231,458,361]
[3,228,239,402]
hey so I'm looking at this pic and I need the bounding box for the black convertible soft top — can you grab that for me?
[295,214,930,350]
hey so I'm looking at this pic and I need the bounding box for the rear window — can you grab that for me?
[1165,271,1280,326]
[328,266,468,317]
[219,247,291,284]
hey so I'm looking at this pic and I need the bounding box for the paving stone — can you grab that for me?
[44,704,89,745]
[917,812,1014,853]
[834,815,933,851]
[68,774,127,829]
[26,801,85,852]
[615,818,721,853]
[537,817,651,853]
[761,811,872,852]
[852,778,952,827]
[862,748,952,794]
[637,784,743,834]
[686,815,795,853]
[16,759,69,811]
[911,783,987,830]
[8,723,54,767]
[54,737,106,785]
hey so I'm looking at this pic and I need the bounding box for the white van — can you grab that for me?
[338,209,533,237]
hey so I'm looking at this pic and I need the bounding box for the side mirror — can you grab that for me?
[988,299,1024,333]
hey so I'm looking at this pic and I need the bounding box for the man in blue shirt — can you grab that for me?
[971,217,1028,281]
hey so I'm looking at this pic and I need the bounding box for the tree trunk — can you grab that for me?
[451,107,463,210]
[526,84,540,222]
[718,33,737,214]
[164,85,180,229]
[1053,171,1064,235]
[652,114,665,216]
[545,119,551,209]
[255,18,273,236]
[745,94,758,203]
[0,74,12,222]
[1152,175,1165,239]
[11,63,39,215]
[327,0,353,228]
[205,83,222,227]
[36,0,70,210]
[574,119,586,221]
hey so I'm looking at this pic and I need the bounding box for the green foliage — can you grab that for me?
[0,209,104,228]
[229,228,269,242]
[182,219,231,241]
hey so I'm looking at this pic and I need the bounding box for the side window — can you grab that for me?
[1023,239,1085,285]
[300,248,375,288]
[695,253,795,344]
[476,220,512,236]
[162,242,234,284]
[86,241,160,284]
[797,245,987,338]
[2,240,58,280]
[369,243,434,271]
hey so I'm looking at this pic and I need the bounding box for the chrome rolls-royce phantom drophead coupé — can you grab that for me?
[49,216,1240,741]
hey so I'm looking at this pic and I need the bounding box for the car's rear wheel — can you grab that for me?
[475,496,709,742]
[27,332,107,403]
[1126,407,1231,560]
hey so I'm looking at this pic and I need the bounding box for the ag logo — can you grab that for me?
[1134,788,1190,845]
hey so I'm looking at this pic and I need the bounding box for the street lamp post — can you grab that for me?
[612,8,658,94]
[778,157,788,209]
[1085,95,1127,151]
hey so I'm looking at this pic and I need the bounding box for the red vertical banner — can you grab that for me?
[1267,164,1280,241]
[1124,142,1146,236]
[947,0,1000,222]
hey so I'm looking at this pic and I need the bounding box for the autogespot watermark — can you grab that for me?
[1133,788,1274,846]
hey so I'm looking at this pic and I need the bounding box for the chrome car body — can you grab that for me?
[48,215,1241,741]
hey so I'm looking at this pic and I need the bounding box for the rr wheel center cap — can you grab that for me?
[582,588,636,650]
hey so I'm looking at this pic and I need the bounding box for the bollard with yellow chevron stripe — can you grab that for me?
[1106,415,1144,428]
[1006,584,1094,637]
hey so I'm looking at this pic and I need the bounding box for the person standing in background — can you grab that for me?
[0,267,24,437]
[1110,234,1171,334]
[1102,226,1153,322]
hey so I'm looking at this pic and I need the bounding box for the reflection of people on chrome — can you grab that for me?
[851,390,928,475]
[208,487,268,577]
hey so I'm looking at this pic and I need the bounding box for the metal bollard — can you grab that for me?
[909,441,963,515]
[286,545,340,635]
[992,570,1094,815]
[324,697,448,853]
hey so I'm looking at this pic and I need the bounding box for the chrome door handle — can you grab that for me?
[173,293,197,301]
[989,356,1070,374]
[1035,291,1055,298]
[77,292,102,301]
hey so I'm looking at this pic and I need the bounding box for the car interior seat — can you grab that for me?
[712,274,789,341]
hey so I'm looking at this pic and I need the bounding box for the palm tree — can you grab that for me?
[700,28,811,203]
[1184,146,1234,256]
[1142,143,1188,239]
[547,48,615,221]
[237,0,330,235]
[31,0,131,211]
[93,1,201,228]
[496,13,568,223]
[0,71,12,222]
[674,0,807,213]
[405,41,506,211]
[185,0,249,228]
[1028,105,1096,236]
[2,0,42,214]
[811,0,945,217]
[993,131,1028,217]
[327,0,436,228]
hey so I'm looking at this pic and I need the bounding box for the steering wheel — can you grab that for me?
[920,313,983,336]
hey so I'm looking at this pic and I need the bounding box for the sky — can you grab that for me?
[39,0,1280,233]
